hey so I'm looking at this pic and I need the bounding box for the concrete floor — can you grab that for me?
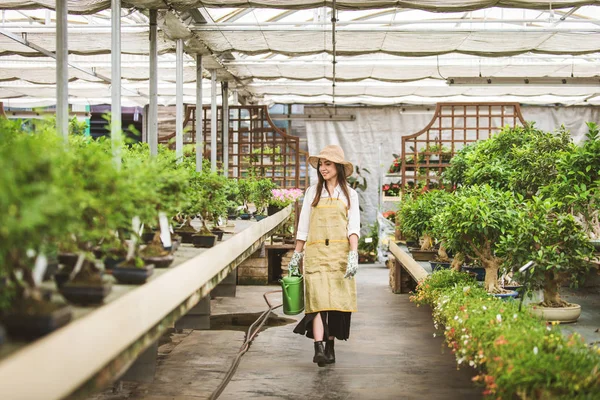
[90,263,482,400]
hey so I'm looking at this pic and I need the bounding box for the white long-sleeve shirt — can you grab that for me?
[296,184,361,241]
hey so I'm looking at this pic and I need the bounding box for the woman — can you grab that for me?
[287,144,360,367]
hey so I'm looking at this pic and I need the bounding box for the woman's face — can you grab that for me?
[319,159,338,181]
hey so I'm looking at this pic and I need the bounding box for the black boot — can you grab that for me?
[324,339,336,364]
[313,341,327,366]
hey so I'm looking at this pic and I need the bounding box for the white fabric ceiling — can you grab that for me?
[0,2,597,106]
[1,1,599,13]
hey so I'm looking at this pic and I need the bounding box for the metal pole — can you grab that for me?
[222,81,229,177]
[196,55,203,172]
[210,69,217,172]
[111,0,122,168]
[148,10,158,157]
[175,39,184,163]
[56,0,68,142]
[232,91,239,178]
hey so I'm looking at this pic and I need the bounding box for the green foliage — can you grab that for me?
[498,196,594,305]
[444,125,573,198]
[237,178,255,213]
[411,269,600,399]
[251,178,277,215]
[358,221,379,255]
[541,122,600,239]
[397,190,454,242]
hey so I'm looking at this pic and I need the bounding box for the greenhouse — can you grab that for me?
[0,1,599,399]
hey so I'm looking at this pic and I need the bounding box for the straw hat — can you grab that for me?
[308,145,354,177]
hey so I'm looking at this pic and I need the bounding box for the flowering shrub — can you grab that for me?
[411,269,600,399]
[388,155,403,173]
[269,188,303,208]
[382,210,396,223]
[382,182,401,196]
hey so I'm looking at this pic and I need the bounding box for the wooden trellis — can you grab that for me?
[161,105,306,189]
[400,102,527,191]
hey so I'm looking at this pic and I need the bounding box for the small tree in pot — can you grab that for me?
[437,185,519,293]
[499,197,594,310]
[251,178,277,219]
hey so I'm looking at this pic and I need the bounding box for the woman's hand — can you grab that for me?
[344,250,359,279]
[287,251,303,276]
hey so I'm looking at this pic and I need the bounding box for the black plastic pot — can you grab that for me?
[461,265,486,282]
[254,214,267,221]
[174,230,197,244]
[58,252,79,268]
[60,282,112,306]
[53,270,71,288]
[267,205,283,216]
[192,234,217,248]
[103,256,126,270]
[112,264,154,284]
[239,213,252,220]
[141,254,175,269]
[211,230,225,241]
[1,303,72,340]
[429,260,452,272]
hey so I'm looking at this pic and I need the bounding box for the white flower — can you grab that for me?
[469,360,475,367]
[513,313,518,319]
[547,326,552,331]
[463,286,470,293]
[533,346,538,355]
[454,315,459,320]
[433,333,437,337]
[496,314,502,322]
[464,340,469,345]
[26,249,36,258]
[482,305,487,310]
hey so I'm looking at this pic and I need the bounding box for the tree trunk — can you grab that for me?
[451,252,464,271]
[481,258,505,294]
[437,244,450,262]
[421,234,433,251]
[541,271,570,307]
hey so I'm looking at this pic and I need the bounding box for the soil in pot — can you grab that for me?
[113,259,155,284]
[140,238,175,268]
[59,261,111,306]
[192,233,217,248]
[1,298,72,340]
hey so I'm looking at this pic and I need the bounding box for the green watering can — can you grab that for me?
[280,274,305,315]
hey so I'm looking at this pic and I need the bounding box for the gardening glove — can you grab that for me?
[344,250,359,279]
[287,251,303,277]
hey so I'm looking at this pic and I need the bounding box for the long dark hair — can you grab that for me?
[311,161,351,208]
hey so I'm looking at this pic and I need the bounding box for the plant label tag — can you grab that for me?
[169,224,174,234]
[71,253,85,280]
[218,216,225,227]
[365,237,373,243]
[32,253,48,287]
[159,212,172,248]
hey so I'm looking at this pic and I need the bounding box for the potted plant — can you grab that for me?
[0,122,74,338]
[358,222,379,263]
[268,188,302,216]
[437,185,519,294]
[499,197,594,322]
[251,178,277,220]
[237,177,255,219]
[191,168,229,248]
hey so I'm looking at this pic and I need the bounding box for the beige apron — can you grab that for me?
[304,198,357,313]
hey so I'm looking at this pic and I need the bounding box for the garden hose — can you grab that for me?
[209,290,282,400]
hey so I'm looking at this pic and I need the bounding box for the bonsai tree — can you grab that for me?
[397,190,453,254]
[251,178,277,216]
[499,196,594,307]
[195,169,229,235]
[437,185,519,293]
[443,124,573,198]
[237,177,255,214]
[0,120,81,313]
[542,122,600,240]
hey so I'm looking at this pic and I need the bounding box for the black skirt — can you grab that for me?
[293,310,352,341]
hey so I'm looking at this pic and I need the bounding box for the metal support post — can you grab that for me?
[222,82,229,177]
[196,55,203,172]
[175,39,184,163]
[148,10,158,157]
[56,0,68,142]
[111,0,122,168]
[232,91,239,178]
[210,70,217,172]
